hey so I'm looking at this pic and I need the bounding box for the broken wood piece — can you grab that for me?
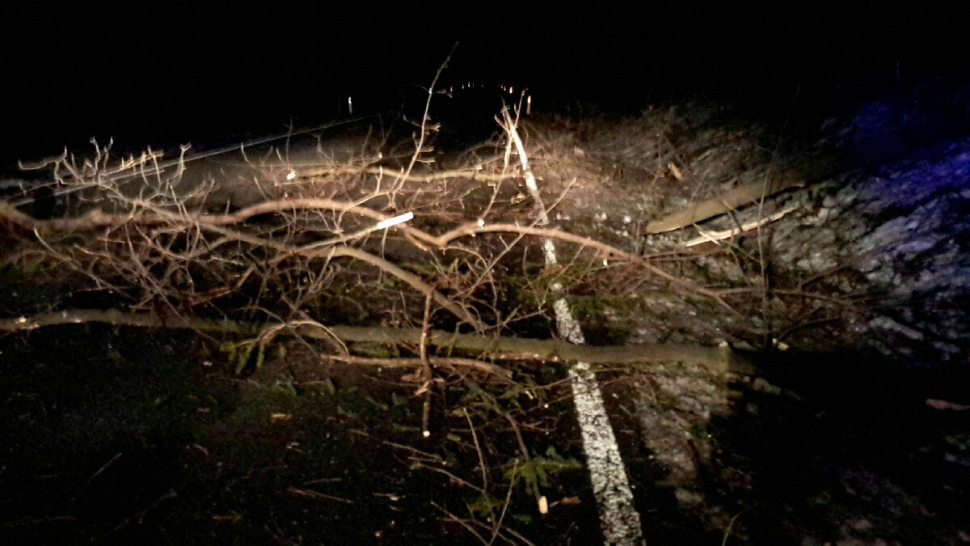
[684,204,800,247]
[645,172,805,234]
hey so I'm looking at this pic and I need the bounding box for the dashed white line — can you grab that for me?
[509,116,643,544]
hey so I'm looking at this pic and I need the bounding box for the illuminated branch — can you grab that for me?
[0,309,755,375]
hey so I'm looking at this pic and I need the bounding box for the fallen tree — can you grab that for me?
[3,107,821,391]
[0,309,755,375]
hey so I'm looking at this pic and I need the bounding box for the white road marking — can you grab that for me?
[518,149,644,544]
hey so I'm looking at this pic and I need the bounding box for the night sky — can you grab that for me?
[2,2,968,170]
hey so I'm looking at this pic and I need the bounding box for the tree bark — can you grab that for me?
[0,309,755,375]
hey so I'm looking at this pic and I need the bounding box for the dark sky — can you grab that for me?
[3,2,968,168]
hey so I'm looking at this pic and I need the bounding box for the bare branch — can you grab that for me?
[0,309,755,375]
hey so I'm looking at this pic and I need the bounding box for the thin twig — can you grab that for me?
[420,292,435,437]
[722,511,743,546]
[395,42,459,195]
[465,407,490,492]
[71,452,122,508]
[488,458,519,546]
[431,501,489,545]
